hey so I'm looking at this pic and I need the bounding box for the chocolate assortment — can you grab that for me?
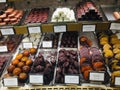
[0,55,11,76]
[76,1,102,21]
[98,31,120,86]
[41,33,59,49]
[51,7,76,22]
[21,33,42,49]
[60,32,78,48]
[3,48,36,83]
[113,11,120,20]
[0,35,22,52]
[24,8,49,24]
[31,50,57,85]
[0,7,24,25]
[79,33,109,83]
[55,49,79,84]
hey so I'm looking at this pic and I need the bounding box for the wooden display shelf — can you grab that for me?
[0,22,111,35]
[1,85,120,90]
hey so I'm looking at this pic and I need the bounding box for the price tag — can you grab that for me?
[28,26,41,33]
[65,75,79,84]
[23,42,33,49]
[29,74,43,84]
[0,0,6,3]
[115,77,120,86]
[0,46,8,52]
[3,77,18,87]
[1,28,14,35]
[110,23,120,30]
[89,72,105,81]
[42,41,52,48]
[54,25,66,33]
[83,25,96,32]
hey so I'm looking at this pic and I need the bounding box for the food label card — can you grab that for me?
[89,71,105,81]
[65,75,79,84]
[83,25,96,32]
[54,25,66,33]
[3,77,18,87]
[28,26,41,33]
[29,74,43,84]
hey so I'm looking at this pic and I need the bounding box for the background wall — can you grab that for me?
[0,0,119,10]
[14,0,118,9]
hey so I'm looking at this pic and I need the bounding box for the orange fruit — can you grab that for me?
[19,73,27,80]
[26,59,33,66]
[16,53,23,60]
[12,59,19,66]
[29,48,37,54]
[7,65,15,73]
[4,73,12,78]
[13,67,21,76]
[21,56,29,62]
[17,62,25,68]
[23,50,30,56]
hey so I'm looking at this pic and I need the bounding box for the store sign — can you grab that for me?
[28,26,41,33]
[65,75,79,84]
[29,74,43,84]
[83,25,96,32]
[115,77,120,86]
[42,41,52,48]
[89,71,105,81]
[110,23,120,30]
[0,46,8,52]
[1,28,14,35]
[3,77,18,87]
[23,42,33,49]
[0,0,6,3]
[54,25,66,33]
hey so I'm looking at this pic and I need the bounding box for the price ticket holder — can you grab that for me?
[22,42,33,49]
[110,23,120,31]
[54,25,67,33]
[42,41,52,48]
[0,27,15,35]
[82,24,96,32]
[3,77,18,87]
[28,26,41,34]
[0,0,6,3]
[29,74,43,85]
[89,71,105,84]
[114,76,120,87]
[64,75,80,85]
[0,45,8,52]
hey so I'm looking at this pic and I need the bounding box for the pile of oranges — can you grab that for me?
[4,48,37,81]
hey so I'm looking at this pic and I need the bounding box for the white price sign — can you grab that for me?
[0,46,8,52]
[65,75,79,84]
[28,26,41,33]
[115,77,120,86]
[83,25,96,32]
[0,0,6,3]
[29,74,43,84]
[89,72,105,81]
[1,28,14,35]
[54,25,66,33]
[3,77,18,87]
[110,23,120,30]
[23,42,33,49]
[42,41,52,48]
